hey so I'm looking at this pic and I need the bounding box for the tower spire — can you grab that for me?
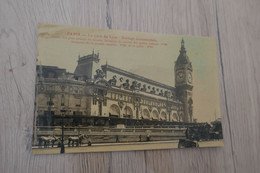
[180,38,186,53]
[181,38,184,46]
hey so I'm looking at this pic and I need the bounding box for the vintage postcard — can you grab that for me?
[32,23,223,154]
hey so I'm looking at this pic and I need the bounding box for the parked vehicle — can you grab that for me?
[209,120,223,140]
[185,121,223,141]
[178,139,199,148]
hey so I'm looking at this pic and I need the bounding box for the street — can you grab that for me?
[32,139,224,154]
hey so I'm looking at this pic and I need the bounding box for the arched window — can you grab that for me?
[61,95,65,106]
[173,113,178,121]
[143,109,150,119]
[160,111,167,121]
[123,106,133,118]
[152,110,159,120]
[109,104,120,117]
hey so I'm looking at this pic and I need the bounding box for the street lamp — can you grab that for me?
[60,109,66,153]
[177,106,181,128]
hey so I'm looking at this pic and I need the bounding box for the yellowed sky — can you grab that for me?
[37,23,221,123]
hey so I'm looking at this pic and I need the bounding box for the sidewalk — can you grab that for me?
[32,139,223,154]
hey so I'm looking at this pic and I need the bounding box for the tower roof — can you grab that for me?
[176,39,191,65]
[74,51,100,78]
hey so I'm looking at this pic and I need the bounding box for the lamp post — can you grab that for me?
[165,93,170,123]
[60,109,66,153]
[177,106,181,128]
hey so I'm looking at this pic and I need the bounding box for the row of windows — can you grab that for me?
[140,99,166,107]
[93,97,107,106]
[69,87,83,94]
[46,102,82,107]
[45,94,82,107]
[110,92,133,102]
[39,85,84,94]
[109,92,168,107]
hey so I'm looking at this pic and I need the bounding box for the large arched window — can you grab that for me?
[109,104,120,117]
[160,111,167,121]
[143,109,150,119]
[179,112,184,122]
[152,110,159,120]
[123,106,133,118]
[173,113,178,121]
[61,95,65,106]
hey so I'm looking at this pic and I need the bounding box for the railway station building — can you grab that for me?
[34,40,193,127]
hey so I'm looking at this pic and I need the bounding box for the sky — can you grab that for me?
[37,23,221,122]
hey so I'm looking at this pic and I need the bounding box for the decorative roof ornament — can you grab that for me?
[176,38,190,65]
[180,38,186,53]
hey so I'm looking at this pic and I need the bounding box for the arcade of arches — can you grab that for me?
[109,104,181,121]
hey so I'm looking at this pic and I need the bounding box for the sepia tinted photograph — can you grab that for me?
[32,23,223,154]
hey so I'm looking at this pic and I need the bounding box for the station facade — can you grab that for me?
[34,39,193,127]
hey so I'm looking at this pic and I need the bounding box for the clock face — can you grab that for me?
[176,71,184,82]
[188,72,192,83]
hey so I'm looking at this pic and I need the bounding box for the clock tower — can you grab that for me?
[175,39,193,123]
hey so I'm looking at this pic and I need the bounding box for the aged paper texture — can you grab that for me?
[32,23,223,154]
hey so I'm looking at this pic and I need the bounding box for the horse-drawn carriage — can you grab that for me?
[38,135,60,148]
[38,134,92,148]
[67,134,90,147]
[178,124,208,148]
[178,139,199,148]
[185,124,211,141]
[209,121,223,140]
[185,122,223,141]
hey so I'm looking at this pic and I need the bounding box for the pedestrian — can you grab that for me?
[146,134,150,142]
[185,128,189,139]
[88,140,92,146]
[116,135,119,143]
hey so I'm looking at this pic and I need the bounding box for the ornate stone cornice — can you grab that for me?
[101,64,175,90]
